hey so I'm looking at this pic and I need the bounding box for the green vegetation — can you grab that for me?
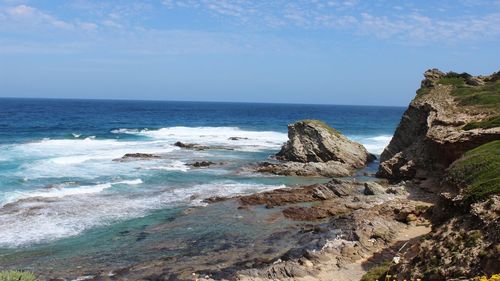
[416,87,431,97]
[447,140,500,203]
[465,230,482,247]
[360,261,391,281]
[0,271,37,281]
[436,73,500,109]
[463,116,500,130]
[299,119,341,137]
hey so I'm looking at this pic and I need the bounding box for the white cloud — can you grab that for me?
[0,4,75,30]
[79,22,98,31]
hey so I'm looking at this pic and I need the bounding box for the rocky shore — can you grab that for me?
[27,70,499,281]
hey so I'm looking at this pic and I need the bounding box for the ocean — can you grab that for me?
[0,98,405,276]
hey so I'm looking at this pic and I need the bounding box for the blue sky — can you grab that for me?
[0,0,499,106]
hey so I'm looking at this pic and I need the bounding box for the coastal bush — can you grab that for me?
[0,270,37,281]
[360,261,390,281]
[447,140,500,203]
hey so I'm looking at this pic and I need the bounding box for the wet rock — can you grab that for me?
[187,161,216,167]
[228,137,248,141]
[203,196,229,203]
[114,153,160,161]
[173,141,209,150]
[363,182,386,195]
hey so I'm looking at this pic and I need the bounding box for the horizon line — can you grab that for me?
[0,96,408,108]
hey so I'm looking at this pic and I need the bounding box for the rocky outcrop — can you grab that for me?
[377,69,500,181]
[254,120,374,177]
[277,120,375,167]
[113,153,161,161]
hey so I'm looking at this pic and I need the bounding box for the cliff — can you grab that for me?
[373,69,500,280]
[377,69,500,180]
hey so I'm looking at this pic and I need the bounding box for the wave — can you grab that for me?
[144,160,189,172]
[0,181,284,248]
[111,126,288,150]
[3,179,143,205]
[350,135,392,155]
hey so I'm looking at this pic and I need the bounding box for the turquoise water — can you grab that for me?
[0,98,404,275]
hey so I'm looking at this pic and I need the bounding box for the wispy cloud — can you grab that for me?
[0,4,74,30]
[159,0,500,43]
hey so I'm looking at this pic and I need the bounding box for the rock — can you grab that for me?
[228,137,248,141]
[406,213,418,223]
[173,141,208,150]
[114,153,160,161]
[298,259,314,268]
[377,69,500,181]
[363,182,386,195]
[188,161,216,167]
[276,120,375,167]
[386,185,407,195]
[238,179,361,208]
[253,161,352,177]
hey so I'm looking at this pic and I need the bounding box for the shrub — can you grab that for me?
[0,270,37,281]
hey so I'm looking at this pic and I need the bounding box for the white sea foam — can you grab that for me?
[3,138,176,179]
[351,135,392,155]
[112,126,288,150]
[145,160,189,172]
[0,181,284,247]
[3,179,143,204]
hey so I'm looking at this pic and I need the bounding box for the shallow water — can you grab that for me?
[0,98,404,275]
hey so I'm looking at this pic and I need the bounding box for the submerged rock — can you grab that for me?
[114,153,161,161]
[228,137,249,141]
[173,141,209,150]
[187,161,216,167]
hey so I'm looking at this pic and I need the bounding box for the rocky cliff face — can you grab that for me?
[377,69,500,180]
[374,69,500,280]
[255,120,374,177]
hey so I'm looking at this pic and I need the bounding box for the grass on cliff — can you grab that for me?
[437,74,500,110]
[360,261,390,281]
[298,119,341,137]
[0,271,37,281]
[447,140,500,203]
[463,116,500,130]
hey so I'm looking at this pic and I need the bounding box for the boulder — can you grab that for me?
[363,182,386,195]
[255,120,374,177]
[276,120,375,167]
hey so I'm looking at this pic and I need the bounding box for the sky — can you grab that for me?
[0,0,499,106]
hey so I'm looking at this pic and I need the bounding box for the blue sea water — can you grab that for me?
[0,98,405,274]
